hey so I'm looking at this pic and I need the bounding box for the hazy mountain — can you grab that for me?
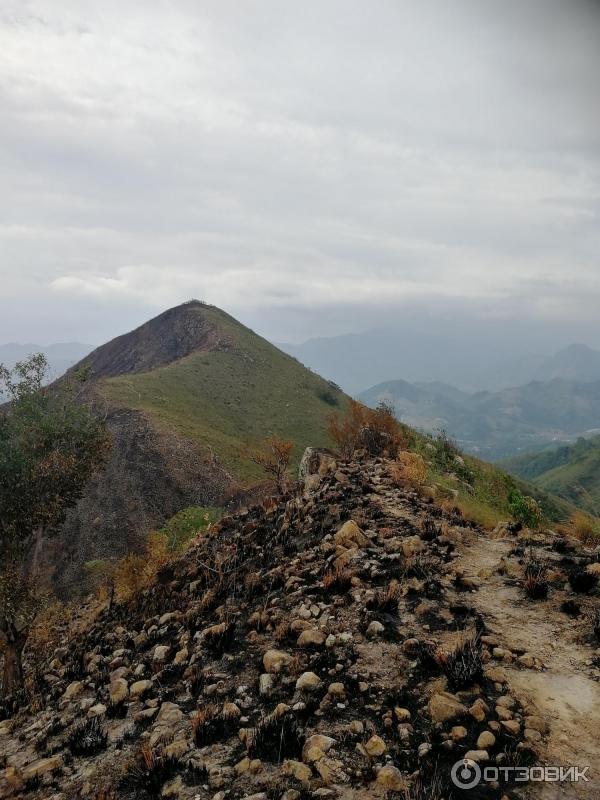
[359,377,600,460]
[0,341,93,381]
[282,329,600,394]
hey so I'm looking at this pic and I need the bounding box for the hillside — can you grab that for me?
[359,377,600,460]
[53,302,346,592]
[503,436,600,516]
[2,451,600,798]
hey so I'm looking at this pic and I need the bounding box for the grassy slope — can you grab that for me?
[502,436,600,516]
[404,428,577,529]
[100,306,347,482]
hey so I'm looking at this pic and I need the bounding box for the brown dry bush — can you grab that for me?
[248,435,294,494]
[389,451,428,488]
[328,400,408,461]
[561,512,598,545]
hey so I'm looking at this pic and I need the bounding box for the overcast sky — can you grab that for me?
[1,0,599,347]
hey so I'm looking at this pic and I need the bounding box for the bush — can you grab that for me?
[523,558,549,599]
[509,490,542,530]
[568,569,598,594]
[563,512,598,545]
[249,435,294,494]
[328,400,408,461]
[159,506,221,551]
[434,633,483,689]
[66,716,107,756]
[389,452,428,488]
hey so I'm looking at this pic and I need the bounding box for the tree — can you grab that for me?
[249,435,294,494]
[0,355,109,703]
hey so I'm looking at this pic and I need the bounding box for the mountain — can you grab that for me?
[4,451,600,798]
[0,341,93,381]
[359,377,600,460]
[281,328,600,394]
[502,435,600,516]
[54,301,346,592]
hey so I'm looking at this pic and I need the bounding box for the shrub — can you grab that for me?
[246,710,304,762]
[66,716,107,756]
[563,512,598,545]
[568,569,598,594]
[322,565,354,593]
[328,400,407,461]
[366,582,401,614]
[523,558,549,599]
[434,633,483,689]
[509,490,542,530]
[390,452,428,488]
[249,435,294,494]
[121,745,179,797]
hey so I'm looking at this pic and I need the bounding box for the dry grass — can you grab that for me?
[561,512,599,546]
[389,452,428,488]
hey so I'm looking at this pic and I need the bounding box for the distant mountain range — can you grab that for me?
[359,376,600,461]
[282,329,600,393]
[0,341,93,380]
[502,436,600,516]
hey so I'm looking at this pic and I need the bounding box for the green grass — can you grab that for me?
[502,435,600,517]
[410,430,579,529]
[100,305,346,482]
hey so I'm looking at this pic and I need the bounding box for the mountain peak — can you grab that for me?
[71,301,232,380]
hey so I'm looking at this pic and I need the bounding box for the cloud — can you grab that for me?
[0,0,599,345]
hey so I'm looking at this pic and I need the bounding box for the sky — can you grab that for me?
[1,0,600,347]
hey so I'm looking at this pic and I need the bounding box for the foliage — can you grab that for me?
[562,512,599,545]
[249,435,294,494]
[158,506,221,551]
[434,633,483,689]
[328,399,408,461]
[389,451,428,488]
[508,490,542,529]
[0,354,109,701]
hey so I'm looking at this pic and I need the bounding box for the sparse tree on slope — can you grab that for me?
[0,355,109,703]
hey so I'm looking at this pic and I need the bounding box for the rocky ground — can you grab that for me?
[1,451,599,799]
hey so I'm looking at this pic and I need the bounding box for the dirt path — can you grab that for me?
[374,483,600,798]
[457,532,600,798]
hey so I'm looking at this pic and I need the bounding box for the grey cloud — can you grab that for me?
[0,0,599,348]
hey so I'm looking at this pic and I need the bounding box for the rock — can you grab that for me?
[130,679,152,698]
[296,672,321,692]
[297,629,326,648]
[364,735,387,757]
[469,698,489,722]
[61,681,84,702]
[303,734,336,762]
[465,750,489,763]
[22,755,63,782]
[428,693,467,724]
[88,703,107,717]
[263,649,292,674]
[315,756,348,784]
[366,620,385,638]
[451,726,468,741]
[394,707,411,722]
[477,731,496,749]
[156,702,183,726]
[109,678,129,705]
[327,682,345,697]
[376,765,407,791]
[501,719,521,735]
[259,674,274,696]
[334,520,369,549]
[283,759,312,784]
[153,645,171,663]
